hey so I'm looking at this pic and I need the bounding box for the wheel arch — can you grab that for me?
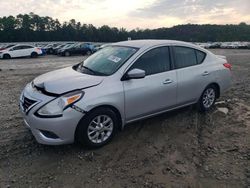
[31,51,38,56]
[3,53,11,58]
[74,104,123,142]
[87,105,123,130]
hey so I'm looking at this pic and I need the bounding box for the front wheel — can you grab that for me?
[86,50,92,56]
[198,85,217,112]
[49,49,53,54]
[76,107,118,148]
[3,54,11,59]
[64,51,70,57]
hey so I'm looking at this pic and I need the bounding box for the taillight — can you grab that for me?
[35,48,41,52]
[223,63,232,71]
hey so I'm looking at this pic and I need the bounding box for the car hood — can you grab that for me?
[33,67,104,94]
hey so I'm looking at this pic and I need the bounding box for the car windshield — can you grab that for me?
[63,44,75,49]
[76,46,137,76]
[4,44,15,49]
[74,43,82,48]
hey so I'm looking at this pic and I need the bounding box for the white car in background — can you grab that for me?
[0,44,43,59]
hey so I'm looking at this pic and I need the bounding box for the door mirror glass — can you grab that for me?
[124,68,145,80]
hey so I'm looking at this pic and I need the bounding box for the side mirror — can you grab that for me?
[9,49,13,51]
[122,68,146,81]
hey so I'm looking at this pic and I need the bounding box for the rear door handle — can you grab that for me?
[202,71,210,76]
[163,79,173,84]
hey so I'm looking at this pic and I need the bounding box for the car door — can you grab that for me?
[26,45,34,56]
[172,46,208,106]
[15,45,29,57]
[21,45,33,57]
[80,44,87,54]
[9,46,23,57]
[123,46,177,122]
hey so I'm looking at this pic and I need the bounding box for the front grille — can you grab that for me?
[22,97,37,112]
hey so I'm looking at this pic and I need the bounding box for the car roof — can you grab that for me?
[113,39,199,49]
[12,44,34,47]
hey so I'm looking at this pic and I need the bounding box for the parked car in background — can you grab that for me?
[57,43,93,56]
[95,43,110,51]
[56,43,75,55]
[208,42,221,49]
[84,43,95,53]
[0,44,43,59]
[20,40,232,148]
[92,44,102,53]
[43,43,60,54]
[53,43,75,54]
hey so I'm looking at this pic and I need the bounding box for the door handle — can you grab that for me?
[163,79,173,84]
[202,71,210,76]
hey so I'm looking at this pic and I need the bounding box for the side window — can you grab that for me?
[22,45,33,49]
[173,46,197,69]
[12,46,22,50]
[129,47,171,76]
[196,50,206,64]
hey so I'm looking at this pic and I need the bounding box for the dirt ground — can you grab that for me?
[0,49,249,188]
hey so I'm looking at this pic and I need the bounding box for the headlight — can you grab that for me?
[36,90,84,117]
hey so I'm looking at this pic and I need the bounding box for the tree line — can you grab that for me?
[0,12,250,42]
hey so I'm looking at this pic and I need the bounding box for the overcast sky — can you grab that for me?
[0,0,249,29]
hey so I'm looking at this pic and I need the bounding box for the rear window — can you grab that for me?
[173,46,206,69]
[196,50,206,64]
[22,45,33,49]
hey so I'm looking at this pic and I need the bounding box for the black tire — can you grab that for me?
[86,50,92,56]
[3,54,11,59]
[76,107,118,148]
[197,85,218,112]
[64,51,70,57]
[49,49,53,54]
[31,52,38,58]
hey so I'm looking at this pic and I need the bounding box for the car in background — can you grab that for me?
[34,44,47,56]
[207,42,221,49]
[43,43,60,54]
[58,43,93,56]
[95,43,110,51]
[20,40,232,148]
[56,43,76,55]
[53,43,75,54]
[84,43,96,53]
[91,44,102,53]
[0,44,43,59]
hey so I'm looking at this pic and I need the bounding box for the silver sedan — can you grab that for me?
[20,40,232,148]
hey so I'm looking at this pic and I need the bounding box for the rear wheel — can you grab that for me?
[3,54,11,59]
[31,52,38,58]
[76,107,118,148]
[49,49,53,54]
[86,50,92,56]
[198,85,217,112]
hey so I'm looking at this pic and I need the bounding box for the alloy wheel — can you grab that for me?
[202,88,215,109]
[87,115,114,144]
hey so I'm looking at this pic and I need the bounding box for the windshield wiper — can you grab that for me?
[82,65,97,75]
[77,62,107,76]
